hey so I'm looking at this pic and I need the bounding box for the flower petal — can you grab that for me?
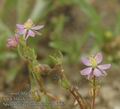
[16,24,24,29]
[93,68,102,77]
[28,30,35,37]
[98,64,111,70]
[16,24,26,35]
[32,25,44,30]
[80,67,92,76]
[81,56,91,66]
[95,52,103,64]
[101,70,107,76]
[18,28,26,35]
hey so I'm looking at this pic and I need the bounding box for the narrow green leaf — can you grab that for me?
[114,14,120,36]
[30,0,50,22]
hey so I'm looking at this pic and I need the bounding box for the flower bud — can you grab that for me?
[7,35,19,48]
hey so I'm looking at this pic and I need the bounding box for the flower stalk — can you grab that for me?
[69,87,86,109]
[92,76,96,109]
[53,64,87,109]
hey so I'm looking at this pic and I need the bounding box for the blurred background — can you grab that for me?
[0,0,120,109]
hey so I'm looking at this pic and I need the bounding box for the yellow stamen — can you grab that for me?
[89,57,97,68]
[24,19,33,29]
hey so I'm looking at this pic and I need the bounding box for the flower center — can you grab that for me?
[89,57,97,68]
[24,19,33,29]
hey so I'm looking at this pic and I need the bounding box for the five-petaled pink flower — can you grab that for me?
[16,19,44,40]
[80,52,111,79]
[7,35,19,48]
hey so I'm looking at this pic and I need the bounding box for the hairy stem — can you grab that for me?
[69,87,86,109]
[92,76,96,109]
[57,65,86,109]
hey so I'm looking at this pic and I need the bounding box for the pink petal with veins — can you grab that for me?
[28,30,35,37]
[98,64,111,70]
[80,67,92,75]
[25,30,35,40]
[16,24,24,29]
[32,25,44,30]
[95,52,103,64]
[81,56,91,66]
[93,68,102,77]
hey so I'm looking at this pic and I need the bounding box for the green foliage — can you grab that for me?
[5,65,21,84]
[59,78,70,89]
[49,51,63,65]
[75,0,104,45]
[18,37,37,61]
[49,15,82,63]
[44,95,53,109]
[17,0,31,22]
[114,14,120,36]
[30,0,51,22]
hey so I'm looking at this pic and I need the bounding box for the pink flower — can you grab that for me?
[16,19,44,40]
[80,52,111,79]
[7,35,19,48]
